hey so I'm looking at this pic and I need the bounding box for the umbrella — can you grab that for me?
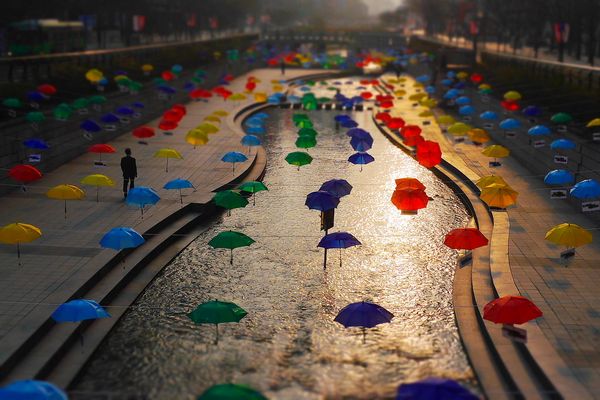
[213,190,248,213]
[346,128,372,140]
[51,299,110,322]
[391,188,429,212]
[126,187,160,217]
[341,119,358,128]
[285,152,313,170]
[305,191,340,211]
[198,384,267,400]
[221,151,248,174]
[475,175,506,189]
[570,179,600,199]
[480,183,518,208]
[483,295,542,325]
[209,231,254,264]
[318,231,361,267]
[164,178,195,203]
[334,301,394,342]
[100,227,145,250]
[447,122,471,136]
[444,228,488,250]
[80,174,114,202]
[9,164,42,185]
[154,148,183,172]
[88,143,116,162]
[395,178,425,191]
[416,141,442,168]
[396,378,478,400]
[0,380,68,400]
[499,118,521,130]
[238,181,268,205]
[503,90,522,101]
[479,111,498,120]
[47,184,85,219]
[350,136,373,152]
[133,126,155,139]
[544,170,574,186]
[467,128,490,144]
[241,134,261,152]
[296,135,317,150]
[186,129,209,148]
[458,105,475,116]
[523,105,541,117]
[528,125,551,136]
[23,138,49,150]
[348,152,374,171]
[437,115,455,125]
[550,139,576,150]
[188,300,248,344]
[320,179,352,198]
[545,223,592,249]
[0,222,42,265]
[481,145,510,159]
[551,112,572,124]
[298,128,318,137]
[198,123,219,134]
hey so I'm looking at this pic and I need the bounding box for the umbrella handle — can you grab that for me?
[17,242,21,266]
[215,324,219,345]
[230,249,233,265]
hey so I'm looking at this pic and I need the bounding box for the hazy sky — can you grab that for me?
[364,0,404,15]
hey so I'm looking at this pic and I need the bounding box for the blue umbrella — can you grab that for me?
[267,94,283,104]
[523,105,541,117]
[348,152,375,171]
[499,118,521,130]
[441,79,453,87]
[458,105,475,116]
[132,102,145,109]
[0,380,67,400]
[164,178,194,203]
[253,112,269,119]
[528,125,551,136]
[245,117,264,128]
[116,106,134,116]
[334,301,394,342]
[570,179,600,199]
[346,128,371,139]
[27,91,46,103]
[318,231,361,267]
[454,82,466,89]
[425,85,436,94]
[544,170,575,186]
[221,151,248,173]
[246,126,266,135]
[100,227,145,250]
[416,74,430,83]
[126,187,160,216]
[455,96,471,105]
[288,95,301,104]
[305,191,340,212]
[101,113,120,124]
[51,299,110,322]
[443,89,460,99]
[241,135,262,149]
[447,71,456,78]
[341,119,358,128]
[350,136,373,152]
[396,378,478,400]
[319,179,353,198]
[550,138,577,150]
[480,111,498,121]
[23,138,49,150]
[80,119,102,133]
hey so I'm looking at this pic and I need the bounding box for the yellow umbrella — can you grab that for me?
[270,79,280,84]
[272,84,284,93]
[0,222,42,264]
[213,110,229,117]
[154,148,183,172]
[47,184,85,219]
[545,223,592,249]
[419,110,434,117]
[503,90,522,101]
[437,115,455,125]
[468,128,491,143]
[448,122,472,136]
[476,175,507,189]
[478,83,492,90]
[80,174,114,202]
[204,115,221,123]
[229,93,247,101]
[456,71,469,80]
[394,89,407,97]
[254,92,268,102]
[482,145,510,159]
[387,78,399,84]
[586,118,600,128]
[186,129,209,148]
[197,122,219,134]
[409,93,427,101]
[398,77,407,83]
[420,98,437,108]
[480,183,518,208]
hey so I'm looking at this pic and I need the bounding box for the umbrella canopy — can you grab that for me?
[467,128,490,143]
[0,223,41,244]
[298,128,318,137]
[396,378,478,400]
[334,301,394,328]
[503,90,522,101]
[476,175,506,189]
[551,112,572,124]
[9,165,42,184]
[154,148,183,159]
[481,145,510,158]
[305,191,340,211]
[296,135,317,149]
[88,143,116,154]
[285,152,313,169]
[447,122,471,136]
[213,190,248,210]
[51,299,110,322]
[528,125,551,136]
[416,141,442,168]
[81,174,114,187]
[444,228,489,250]
[523,105,541,117]
[186,129,209,147]
[350,136,373,152]
[198,384,267,400]
[132,126,155,139]
[209,231,255,250]
[238,181,268,194]
[188,300,248,343]
[395,178,425,191]
[550,139,576,150]
[391,188,429,211]
[164,178,194,190]
[480,183,518,208]
[570,179,600,199]
[47,184,84,200]
[319,179,352,198]
[318,231,361,249]
[198,123,219,134]
[348,152,375,168]
[0,380,68,400]
[346,128,373,140]
[221,151,248,163]
[23,138,50,150]
[100,227,145,250]
[545,223,592,248]
[479,111,498,121]
[544,170,575,186]
[241,135,261,147]
[483,295,542,325]
[499,118,521,130]
[126,187,160,213]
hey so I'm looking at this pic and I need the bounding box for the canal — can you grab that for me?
[73,78,476,399]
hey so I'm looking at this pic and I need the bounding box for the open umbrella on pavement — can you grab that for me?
[154,148,183,172]
[296,135,317,150]
[46,184,85,219]
[396,378,478,400]
[334,301,394,343]
[480,183,518,208]
[209,231,254,264]
[475,175,506,189]
[186,129,209,148]
[544,170,574,186]
[545,223,592,254]
[198,384,267,400]
[350,136,373,152]
[241,135,261,153]
[319,179,352,198]
[213,190,248,214]
[395,178,425,191]
[238,181,268,205]
[52,299,110,322]
[550,139,576,151]
[126,187,160,217]
[88,143,116,163]
[444,228,488,250]
[306,191,340,212]
[9,164,42,189]
[0,222,42,265]
[221,151,248,174]
[100,227,145,250]
[285,151,313,170]
[188,300,248,344]
[391,188,429,212]
[23,138,50,150]
[570,179,600,200]
[0,380,68,400]
[318,231,361,267]
[348,152,374,171]
[483,295,542,325]
[164,178,195,204]
[80,174,114,202]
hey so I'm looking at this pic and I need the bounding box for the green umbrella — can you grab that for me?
[317,97,332,104]
[295,135,316,150]
[297,127,317,137]
[72,98,89,110]
[3,98,22,109]
[88,95,107,105]
[53,103,72,120]
[285,152,313,170]
[292,113,310,124]
[208,230,255,264]
[26,111,45,123]
[213,190,248,214]
[551,112,573,124]
[296,119,314,128]
[188,300,248,344]
[238,181,268,205]
[198,384,267,400]
[305,80,316,86]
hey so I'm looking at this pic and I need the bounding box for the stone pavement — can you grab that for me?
[0,68,320,366]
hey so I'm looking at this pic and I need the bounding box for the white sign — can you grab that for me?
[593,132,600,142]
[506,131,516,138]
[582,201,600,212]
[533,140,546,148]
[78,108,89,115]
[104,125,117,132]
[557,125,567,133]
[28,154,41,163]
[550,189,567,199]
[483,123,494,130]
[554,155,568,164]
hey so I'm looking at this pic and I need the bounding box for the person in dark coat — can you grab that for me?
[280,59,286,75]
[120,148,137,199]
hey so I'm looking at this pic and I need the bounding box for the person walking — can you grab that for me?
[280,59,286,75]
[120,148,137,199]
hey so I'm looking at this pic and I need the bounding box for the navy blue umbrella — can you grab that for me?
[396,378,478,400]
[305,191,339,212]
[318,231,361,267]
[80,119,102,133]
[0,380,68,400]
[334,301,394,342]
[346,128,371,139]
[523,105,541,117]
[348,152,375,171]
[335,114,352,122]
[132,102,145,109]
[101,113,120,124]
[23,138,49,150]
[116,106,135,116]
[319,179,353,198]
[341,119,358,128]
[350,136,373,152]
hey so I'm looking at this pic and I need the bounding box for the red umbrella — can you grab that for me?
[395,178,425,191]
[245,81,257,92]
[379,100,394,109]
[416,140,442,168]
[37,83,57,96]
[444,228,489,250]
[9,165,42,183]
[161,70,176,81]
[172,104,187,115]
[88,144,116,154]
[360,92,373,100]
[375,112,391,122]
[470,73,484,84]
[401,125,422,138]
[375,94,393,102]
[222,73,234,82]
[501,100,520,112]
[163,109,184,122]
[133,126,155,139]
[387,117,405,130]
[403,135,425,147]
[158,119,178,131]
[391,188,429,211]
[483,296,543,325]
[190,88,212,100]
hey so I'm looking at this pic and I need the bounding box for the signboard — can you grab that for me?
[554,155,568,164]
[582,201,600,212]
[593,132,600,142]
[483,123,494,130]
[561,248,576,259]
[506,131,516,138]
[489,161,502,167]
[557,125,567,133]
[104,124,117,132]
[28,154,41,163]
[550,189,567,199]
[321,209,335,231]
[94,160,107,167]
[533,140,546,148]
[454,136,465,143]
[502,325,527,343]
[462,116,472,122]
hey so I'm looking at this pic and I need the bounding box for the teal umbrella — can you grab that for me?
[198,383,267,400]
[238,181,268,205]
[188,300,248,344]
[209,230,255,264]
[213,190,248,215]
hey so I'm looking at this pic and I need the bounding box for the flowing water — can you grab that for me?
[73,79,477,399]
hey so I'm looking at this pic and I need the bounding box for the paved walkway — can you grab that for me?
[0,68,318,365]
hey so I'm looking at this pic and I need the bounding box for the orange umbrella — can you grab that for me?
[394,178,425,191]
[391,188,429,211]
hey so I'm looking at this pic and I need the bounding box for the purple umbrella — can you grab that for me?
[346,128,373,141]
[350,136,373,152]
[341,119,358,128]
[318,231,361,267]
[305,191,339,212]
[396,378,478,400]
[348,152,375,171]
[319,179,353,198]
[334,301,394,342]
